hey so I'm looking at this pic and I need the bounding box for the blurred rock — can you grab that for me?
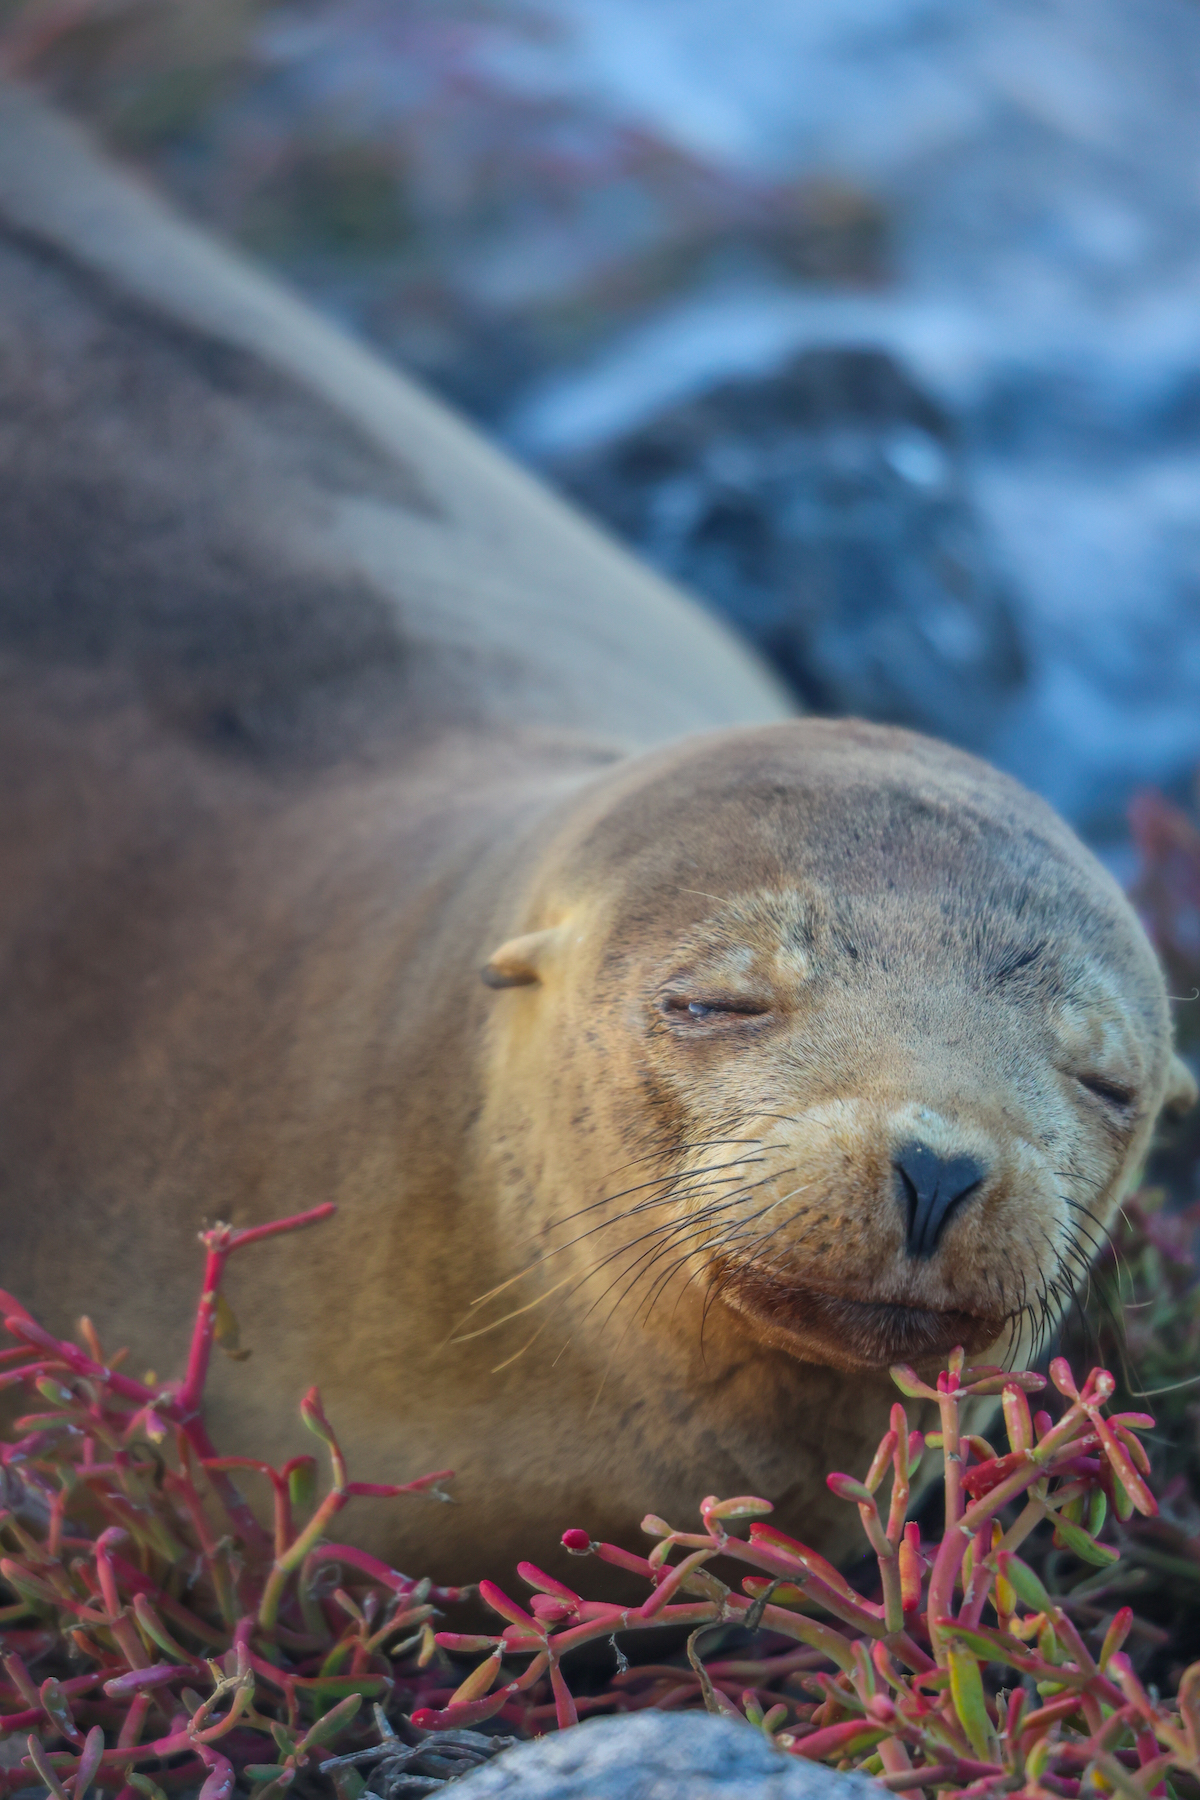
[7,0,1200,834]
[452,1711,879,1800]
[555,346,1025,747]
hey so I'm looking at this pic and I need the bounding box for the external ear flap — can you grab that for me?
[480,927,562,990]
[1164,1052,1199,1120]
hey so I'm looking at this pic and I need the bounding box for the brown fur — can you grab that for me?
[0,85,1191,1590]
[3,702,1189,1583]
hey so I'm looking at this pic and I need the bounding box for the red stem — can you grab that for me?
[303,1544,420,1594]
[5,1206,334,1571]
[1,1319,155,1409]
[167,1204,334,1560]
[174,1242,227,1422]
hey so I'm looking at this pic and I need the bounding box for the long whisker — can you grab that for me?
[449,1268,585,1343]
[535,1148,772,1243]
[479,1162,781,1366]
[461,1155,763,1323]
[639,1180,818,1330]
[490,1314,561,1374]
[588,1179,782,1335]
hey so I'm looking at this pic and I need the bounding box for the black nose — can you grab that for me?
[894,1141,986,1259]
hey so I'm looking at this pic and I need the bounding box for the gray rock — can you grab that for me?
[449,1711,879,1800]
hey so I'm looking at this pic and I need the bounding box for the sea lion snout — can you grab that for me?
[688,1097,1020,1374]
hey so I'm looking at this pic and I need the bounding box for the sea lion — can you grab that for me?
[3,705,1193,1582]
[0,85,1193,1588]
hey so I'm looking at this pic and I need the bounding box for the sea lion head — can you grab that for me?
[480,720,1194,1380]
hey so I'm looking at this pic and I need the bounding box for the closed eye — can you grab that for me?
[1076,1072,1135,1111]
[660,995,771,1022]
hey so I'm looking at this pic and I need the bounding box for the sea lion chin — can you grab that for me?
[717,1267,1007,1374]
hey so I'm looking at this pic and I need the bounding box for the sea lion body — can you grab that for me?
[3,698,1190,1583]
[0,684,887,1579]
[0,85,1192,1588]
